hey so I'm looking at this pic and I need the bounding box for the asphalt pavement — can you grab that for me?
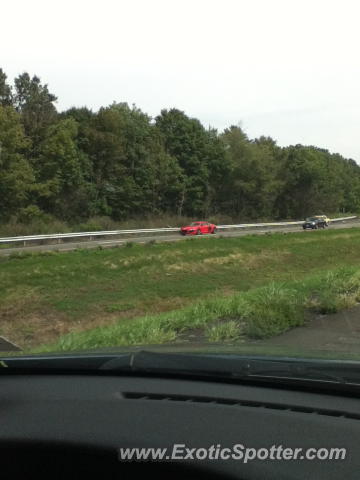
[0,219,359,256]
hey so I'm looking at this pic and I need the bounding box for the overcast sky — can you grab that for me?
[1,0,359,160]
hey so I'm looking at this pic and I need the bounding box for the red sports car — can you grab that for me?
[180,221,217,235]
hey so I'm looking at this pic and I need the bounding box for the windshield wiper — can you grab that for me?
[2,351,360,393]
[100,351,360,386]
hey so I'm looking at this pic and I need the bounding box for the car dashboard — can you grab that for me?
[0,372,359,479]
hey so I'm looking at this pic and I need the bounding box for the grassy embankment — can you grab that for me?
[1,227,360,353]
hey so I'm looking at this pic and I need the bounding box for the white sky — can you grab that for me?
[1,0,359,160]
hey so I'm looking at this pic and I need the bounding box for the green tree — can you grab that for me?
[0,106,34,221]
[81,103,184,219]
[35,118,93,219]
[1,69,360,225]
[221,127,284,219]
[0,68,12,106]
[277,146,347,218]
[13,72,57,153]
[155,109,229,216]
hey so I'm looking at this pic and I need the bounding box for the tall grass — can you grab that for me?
[33,266,360,353]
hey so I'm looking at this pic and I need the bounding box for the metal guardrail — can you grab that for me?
[0,216,356,245]
[218,216,357,228]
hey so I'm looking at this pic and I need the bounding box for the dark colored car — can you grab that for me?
[302,217,327,230]
[180,221,217,235]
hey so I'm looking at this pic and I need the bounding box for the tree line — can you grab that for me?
[1,68,359,225]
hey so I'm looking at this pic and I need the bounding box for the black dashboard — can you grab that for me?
[0,372,359,479]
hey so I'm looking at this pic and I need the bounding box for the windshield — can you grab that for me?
[1,0,360,367]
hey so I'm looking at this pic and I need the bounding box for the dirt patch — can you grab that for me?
[0,310,71,349]
[255,304,360,354]
[176,327,207,344]
[167,305,360,354]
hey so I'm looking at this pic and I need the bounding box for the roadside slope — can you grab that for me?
[2,227,360,352]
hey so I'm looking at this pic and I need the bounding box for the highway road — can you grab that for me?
[0,218,359,257]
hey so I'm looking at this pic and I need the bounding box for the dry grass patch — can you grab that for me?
[165,250,292,273]
[0,287,42,319]
[0,311,70,348]
[0,293,193,350]
[0,307,145,350]
[202,253,245,265]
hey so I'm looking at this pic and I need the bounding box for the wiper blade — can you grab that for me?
[100,352,360,394]
[99,351,350,378]
[2,351,360,391]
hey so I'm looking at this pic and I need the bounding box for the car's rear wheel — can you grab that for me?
[212,228,217,234]
[196,229,201,235]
